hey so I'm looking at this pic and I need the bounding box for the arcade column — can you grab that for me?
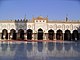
[24,33,27,40]
[54,33,56,40]
[34,33,36,40]
[8,33,10,40]
[43,33,45,40]
[45,33,48,40]
[32,33,34,40]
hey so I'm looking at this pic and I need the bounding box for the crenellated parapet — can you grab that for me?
[15,19,28,22]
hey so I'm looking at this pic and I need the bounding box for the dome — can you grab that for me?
[37,16,43,19]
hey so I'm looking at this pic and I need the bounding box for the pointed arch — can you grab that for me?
[64,30,71,41]
[37,28,43,40]
[27,29,33,40]
[72,30,79,41]
[56,29,63,40]
[48,29,54,40]
[18,29,24,40]
[2,29,8,39]
[10,29,16,40]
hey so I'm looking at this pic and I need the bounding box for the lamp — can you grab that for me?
[10,35,12,38]
[3,35,5,39]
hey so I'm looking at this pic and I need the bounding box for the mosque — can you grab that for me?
[0,16,80,41]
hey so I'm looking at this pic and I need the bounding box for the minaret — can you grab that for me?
[24,13,27,21]
[66,14,68,22]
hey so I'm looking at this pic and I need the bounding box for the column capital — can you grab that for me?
[62,30,65,33]
[54,30,57,33]
[71,31,73,33]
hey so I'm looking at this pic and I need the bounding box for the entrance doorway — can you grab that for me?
[48,29,54,40]
[18,29,24,40]
[10,29,16,40]
[2,29,8,39]
[56,30,63,40]
[37,29,43,40]
[64,30,71,41]
[72,30,79,41]
[27,29,32,40]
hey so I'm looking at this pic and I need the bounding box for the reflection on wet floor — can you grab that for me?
[0,41,80,60]
[38,42,43,52]
[48,42,54,51]
[27,43,33,52]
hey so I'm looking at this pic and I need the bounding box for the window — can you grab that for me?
[36,20,38,22]
[43,20,44,22]
[40,21,41,22]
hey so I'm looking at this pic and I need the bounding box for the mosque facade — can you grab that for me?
[0,16,80,41]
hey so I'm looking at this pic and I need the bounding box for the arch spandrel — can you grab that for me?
[54,30,57,33]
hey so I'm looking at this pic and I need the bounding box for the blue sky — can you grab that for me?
[0,0,80,20]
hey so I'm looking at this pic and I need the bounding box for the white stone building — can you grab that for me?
[0,16,80,41]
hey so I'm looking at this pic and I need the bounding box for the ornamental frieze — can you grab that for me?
[49,25,53,28]
[66,25,69,29]
[62,25,65,30]
[15,23,27,29]
[11,25,15,29]
[54,24,57,30]
[7,24,10,29]
[74,26,77,29]
[57,25,61,28]
[70,25,73,30]
[28,25,31,28]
